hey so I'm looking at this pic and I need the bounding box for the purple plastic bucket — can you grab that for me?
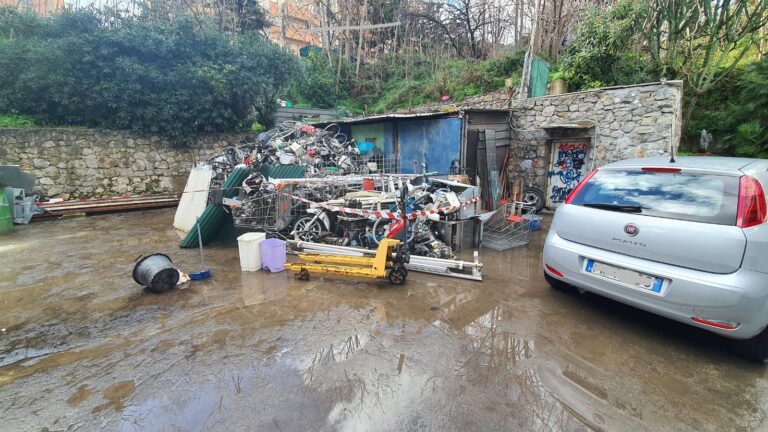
[260,238,286,272]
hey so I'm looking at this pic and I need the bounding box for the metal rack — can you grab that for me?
[232,191,293,232]
[481,202,533,251]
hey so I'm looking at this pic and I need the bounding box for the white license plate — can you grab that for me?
[585,259,664,293]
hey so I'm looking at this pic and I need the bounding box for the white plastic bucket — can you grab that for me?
[237,232,267,271]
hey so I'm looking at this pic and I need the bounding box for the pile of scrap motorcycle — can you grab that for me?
[205,120,473,260]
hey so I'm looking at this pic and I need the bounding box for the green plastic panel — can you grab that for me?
[529,58,550,98]
[257,164,306,179]
[0,190,13,234]
[179,166,251,248]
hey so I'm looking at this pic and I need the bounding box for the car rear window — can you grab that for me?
[569,170,740,225]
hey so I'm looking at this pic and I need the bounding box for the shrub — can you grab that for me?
[0,8,299,144]
[0,113,35,127]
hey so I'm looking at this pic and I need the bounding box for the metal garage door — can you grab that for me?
[397,118,462,174]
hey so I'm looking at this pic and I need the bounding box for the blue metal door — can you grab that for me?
[397,118,462,174]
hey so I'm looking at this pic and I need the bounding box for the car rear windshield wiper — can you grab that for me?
[582,203,643,213]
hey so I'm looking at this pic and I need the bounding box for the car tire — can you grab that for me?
[522,187,546,213]
[737,327,768,363]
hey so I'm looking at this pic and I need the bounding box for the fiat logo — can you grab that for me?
[624,224,639,237]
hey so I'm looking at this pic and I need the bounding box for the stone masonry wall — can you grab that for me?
[403,81,683,198]
[505,82,683,194]
[0,129,247,198]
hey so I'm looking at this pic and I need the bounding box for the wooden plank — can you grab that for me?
[40,200,179,217]
[468,122,510,130]
[479,131,511,140]
[466,130,479,186]
[486,129,500,211]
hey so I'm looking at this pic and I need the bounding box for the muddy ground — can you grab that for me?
[1,208,767,432]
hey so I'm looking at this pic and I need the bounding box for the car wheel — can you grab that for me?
[544,272,570,290]
[522,187,546,213]
[737,327,768,363]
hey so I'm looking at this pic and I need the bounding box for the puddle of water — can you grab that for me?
[2,209,768,432]
[67,384,95,406]
[92,380,135,413]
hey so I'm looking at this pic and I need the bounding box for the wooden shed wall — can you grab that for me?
[464,111,511,187]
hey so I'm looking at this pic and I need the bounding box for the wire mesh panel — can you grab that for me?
[359,156,400,175]
[232,191,292,232]
[482,202,533,251]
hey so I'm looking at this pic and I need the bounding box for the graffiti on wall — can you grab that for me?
[548,142,590,203]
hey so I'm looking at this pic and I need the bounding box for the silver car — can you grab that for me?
[543,156,768,362]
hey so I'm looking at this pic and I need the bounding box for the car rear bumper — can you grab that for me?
[543,230,768,339]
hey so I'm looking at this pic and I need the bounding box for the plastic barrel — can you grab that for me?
[238,232,266,271]
[363,178,375,191]
[0,192,12,234]
[132,253,180,293]
[260,238,286,272]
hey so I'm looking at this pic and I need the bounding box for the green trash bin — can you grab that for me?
[0,191,13,234]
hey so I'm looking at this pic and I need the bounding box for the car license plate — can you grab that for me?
[585,259,664,293]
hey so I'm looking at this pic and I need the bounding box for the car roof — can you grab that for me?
[604,156,764,173]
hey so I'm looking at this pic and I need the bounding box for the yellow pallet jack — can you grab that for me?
[286,238,410,285]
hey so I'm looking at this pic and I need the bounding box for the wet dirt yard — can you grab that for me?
[2,209,768,432]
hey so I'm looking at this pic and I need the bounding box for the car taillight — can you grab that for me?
[564,169,599,204]
[641,167,682,173]
[737,176,767,228]
[692,317,739,330]
[545,265,564,278]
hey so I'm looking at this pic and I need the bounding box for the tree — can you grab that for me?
[724,57,768,158]
[643,0,768,124]
[560,0,657,90]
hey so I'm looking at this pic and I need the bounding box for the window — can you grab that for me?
[569,170,740,225]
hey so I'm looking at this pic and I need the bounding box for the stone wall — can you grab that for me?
[0,129,246,198]
[403,81,683,202]
[505,81,683,195]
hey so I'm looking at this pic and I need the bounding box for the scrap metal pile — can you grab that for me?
[206,121,386,178]
[229,173,478,261]
[181,120,535,281]
[190,120,484,262]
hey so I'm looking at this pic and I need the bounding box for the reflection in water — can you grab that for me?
[457,306,586,431]
[241,271,290,306]
[300,332,373,386]
[481,245,533,282]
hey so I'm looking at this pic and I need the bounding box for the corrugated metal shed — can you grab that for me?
[397,117,462,174]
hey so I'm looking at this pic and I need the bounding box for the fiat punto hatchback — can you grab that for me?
[543,157,768,362]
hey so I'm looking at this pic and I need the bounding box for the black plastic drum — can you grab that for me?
[132,253,180,293]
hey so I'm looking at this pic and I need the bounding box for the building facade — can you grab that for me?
[260,0,321,55]
[1,0,64,15]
